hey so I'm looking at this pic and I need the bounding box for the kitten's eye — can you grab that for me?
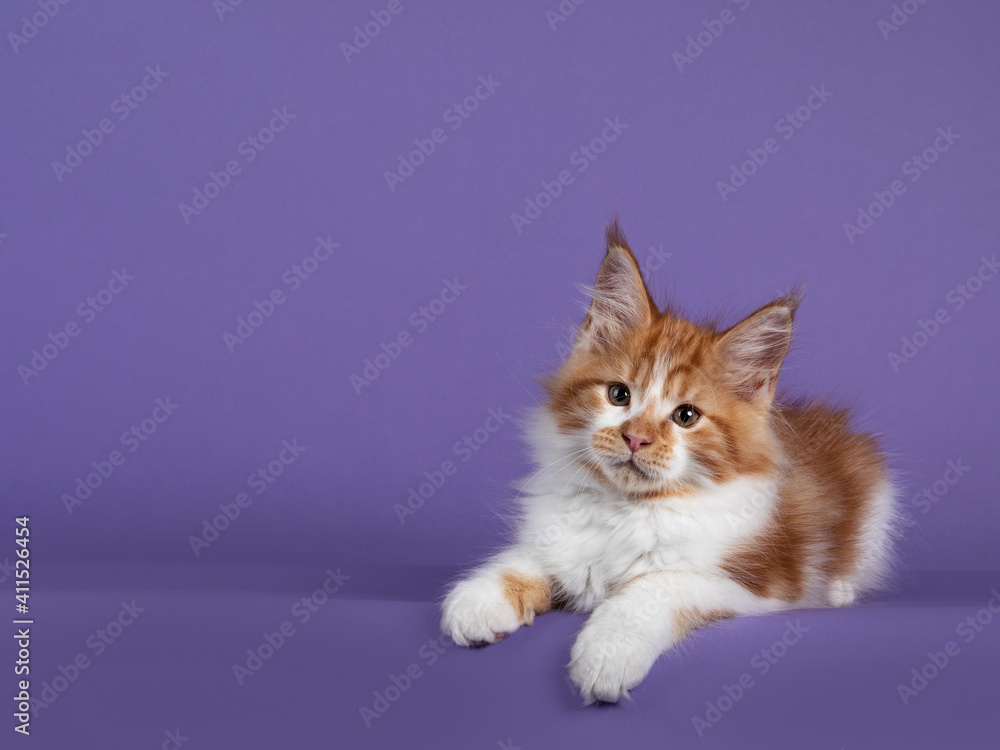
[607,383,630,406]
[671,404,700,427]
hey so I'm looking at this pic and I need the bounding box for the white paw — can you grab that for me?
[568,616,659,704]
[440,577,522,647]
[829,579,855,607]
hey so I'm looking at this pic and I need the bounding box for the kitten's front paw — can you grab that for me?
[440,577,523,647]
[569,618,659,704]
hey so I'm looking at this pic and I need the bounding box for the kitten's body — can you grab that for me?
[441,221,896,703]
[520,404,894,614]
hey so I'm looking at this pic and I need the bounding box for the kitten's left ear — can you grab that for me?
[717,291,802,403]
[575,218,657,352]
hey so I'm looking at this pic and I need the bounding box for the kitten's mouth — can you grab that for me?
[616,457,651,480]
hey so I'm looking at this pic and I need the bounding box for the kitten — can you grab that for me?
[440,219,897,703]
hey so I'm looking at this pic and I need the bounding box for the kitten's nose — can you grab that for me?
[623,431,652,453]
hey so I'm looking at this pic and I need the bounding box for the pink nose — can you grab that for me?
[624,432,652,453]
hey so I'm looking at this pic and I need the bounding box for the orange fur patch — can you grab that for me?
[675,606,736,636]
[500,571,552,624]
[722,401,887,601]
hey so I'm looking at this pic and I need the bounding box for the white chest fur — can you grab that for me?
[518,477,776,611]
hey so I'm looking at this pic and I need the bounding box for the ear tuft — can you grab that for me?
[773,286,805,317]
[605,214,630,252]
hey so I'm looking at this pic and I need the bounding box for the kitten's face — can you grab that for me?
[544,221,798,499]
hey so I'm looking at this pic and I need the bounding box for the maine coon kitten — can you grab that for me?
[440,219,897,703]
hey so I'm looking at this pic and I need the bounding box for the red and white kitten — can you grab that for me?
[441,220,897,703]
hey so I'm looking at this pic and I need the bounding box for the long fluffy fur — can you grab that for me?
[441,220,898,703]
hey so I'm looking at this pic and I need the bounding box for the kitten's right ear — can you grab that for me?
[574,218,656,353]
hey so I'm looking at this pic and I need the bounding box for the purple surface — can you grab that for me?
[2,0,999,746]
[19,567,1000,749]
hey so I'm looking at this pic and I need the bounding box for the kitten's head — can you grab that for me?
[542,219,800,499]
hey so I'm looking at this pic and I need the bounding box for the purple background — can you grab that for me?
[2,0,999,747]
